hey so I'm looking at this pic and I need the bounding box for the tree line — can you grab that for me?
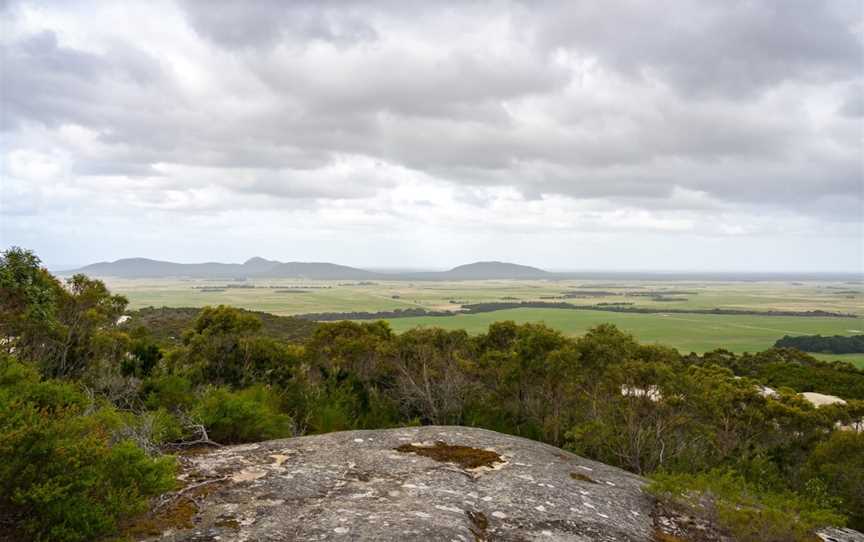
[775,334,864,354]
[294,301,859,321]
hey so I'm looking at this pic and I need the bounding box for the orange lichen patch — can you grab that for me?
[570,472,598,484]
[395,441,503,469]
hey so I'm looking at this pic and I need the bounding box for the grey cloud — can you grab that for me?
[2,31,173,132]
[1,0,860,226]
[839,84,864,117]
[531,0,862,97]
[177,0,378,49]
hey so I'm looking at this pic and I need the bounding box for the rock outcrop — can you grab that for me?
[134,426,863,542]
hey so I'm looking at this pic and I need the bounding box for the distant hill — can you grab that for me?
[72,258,247,278]
[64,258,550,280]
[266,262,381,280]
[439,261,549,279]
[68,257,383,280]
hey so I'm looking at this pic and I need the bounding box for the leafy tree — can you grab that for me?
[166,305,300,387]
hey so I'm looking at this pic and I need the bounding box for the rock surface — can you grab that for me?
[137,426,863,542]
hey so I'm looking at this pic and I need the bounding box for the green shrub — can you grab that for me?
[805,431,864,531]
[193,385,293,443]
[142,374,195,411]
[647,469,845,542]
[0,359,176,542]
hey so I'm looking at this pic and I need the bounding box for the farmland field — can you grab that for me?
[384,308,864,367]
[102,277,864,367]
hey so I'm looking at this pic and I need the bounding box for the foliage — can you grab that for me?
[690,347,864,400]
[804,431,864,530]
[0,357,176,542]
[647,469,845,542]
[193,385,294,444]
[1,247,130,380]
[142,374,196,412]
[122,306,317,347]
[164,305,303,388]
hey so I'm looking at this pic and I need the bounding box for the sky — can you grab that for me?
[1,0,862,272]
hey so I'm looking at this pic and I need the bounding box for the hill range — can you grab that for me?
[65,258,549,280]
[63,258,861,282]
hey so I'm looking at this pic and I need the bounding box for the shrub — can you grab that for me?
[647,469,845,542]
[193,385,293,443]
[804,431,864,531]
[0,358,176,542]
[142,374,195,411]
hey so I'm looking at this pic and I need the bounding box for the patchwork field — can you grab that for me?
[102,277,864,367]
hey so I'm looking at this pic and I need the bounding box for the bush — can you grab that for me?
[805,431,864,531]
[193,385,293,443]
[0,358,176,542]
[142,374,195,411]
[647,469,845,542]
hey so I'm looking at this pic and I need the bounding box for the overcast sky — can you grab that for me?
[1,0,862,271]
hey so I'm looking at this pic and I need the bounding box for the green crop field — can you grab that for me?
[382,308,864,367]
[102,277,864,367]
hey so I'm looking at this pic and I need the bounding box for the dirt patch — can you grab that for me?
[395,441,503,469]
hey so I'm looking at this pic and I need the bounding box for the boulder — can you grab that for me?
[133,426,863,542]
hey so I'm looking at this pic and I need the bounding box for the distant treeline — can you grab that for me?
[560,290,698,298]
[295,301,858,321]
[460,302,856,318]
[775,334,864,354]
[295,307,453,321]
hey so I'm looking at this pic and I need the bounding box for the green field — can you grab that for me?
[382,308,864,367]
[102,277,864,367]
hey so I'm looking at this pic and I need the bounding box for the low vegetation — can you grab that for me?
[2,247,863,540]
[647,469,846,542]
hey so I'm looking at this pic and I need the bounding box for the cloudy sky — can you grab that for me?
[1,0,862,271]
